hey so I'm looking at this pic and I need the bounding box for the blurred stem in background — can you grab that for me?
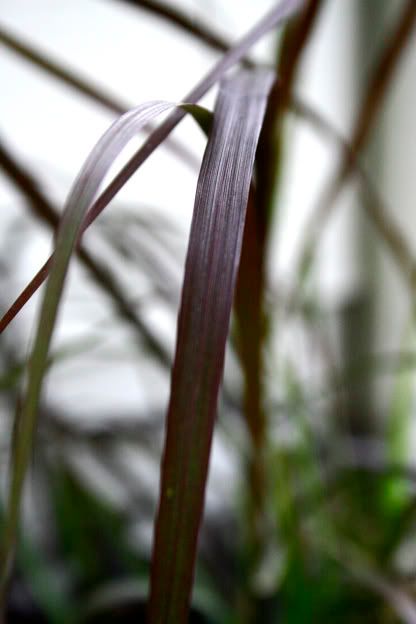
[337,0,389,440]
[234,2,322,620]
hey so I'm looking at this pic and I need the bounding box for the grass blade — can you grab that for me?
[0,99,209,603]
[232,2,322,583]
[148,68,274,624]
[0,0,303,335]
[0,137,170,365]
[234,190,267,566]
[81,0,304,232]
[256,0,323,225]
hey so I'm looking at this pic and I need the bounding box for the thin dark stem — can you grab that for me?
[289,96,416,290]
[0,27,198,169]
[296,0,416,285]
[235,0,322,595]
[0,29,126,113]
[256,0,323,229]
[113,0,246,60]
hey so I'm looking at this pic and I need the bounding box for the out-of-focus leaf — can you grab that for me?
[256,0,322,230]
[0,501,74,624]
[295,0,416,286]
[0,335,100,393]
[49,466,138,590]
[319,535,416,624]
[80,0,303,233]
[81,572,230,623]
[0,28,199,169]
[234,189,268,572]
[148,69,274,624]
[287,97,416,295]
[114,0,238,59]
[383,324,415,513]
[0,28,127,114]
[15,535,75,624]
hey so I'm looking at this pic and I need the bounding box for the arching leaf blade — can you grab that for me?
[0,99,211,602]
[0,0,303,333]
[148,69,274,624]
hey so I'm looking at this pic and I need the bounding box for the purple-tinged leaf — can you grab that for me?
[81,0,304,232]
[0,137,172,366]
[0,99,210,600]
[148,69,274,624]
[0,0,303,334]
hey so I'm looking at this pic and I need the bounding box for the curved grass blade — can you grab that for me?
[0,137,171,366]
[0,0,303,334]
[0,102,211,337]
[81,0,303,232]
[148,68,274,624]
[0,99,211,603]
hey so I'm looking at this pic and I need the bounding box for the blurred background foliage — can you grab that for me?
[1,0,416,622]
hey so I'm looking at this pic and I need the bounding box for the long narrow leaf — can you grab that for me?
[0,0,303,334]
[0,99,210,600]
[0,137,171,365]
[81,0,303,232]
[232,1,322,575]
[148,69,274,624]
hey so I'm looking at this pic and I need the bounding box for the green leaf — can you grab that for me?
[383,324,415,513]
